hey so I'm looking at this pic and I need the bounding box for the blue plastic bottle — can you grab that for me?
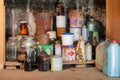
[103,40,120,77]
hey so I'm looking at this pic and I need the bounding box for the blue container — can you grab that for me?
[102,40,120,77]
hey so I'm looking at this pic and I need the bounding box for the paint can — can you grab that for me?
[62,45,76,61]
[70,27,81,41]
[61,33,74,46]
[51,56,62,71]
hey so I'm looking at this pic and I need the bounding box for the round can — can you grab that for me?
[70,27,81,41]
[62,45,76,61]
[61,33,74,46]
[51,56,62,71]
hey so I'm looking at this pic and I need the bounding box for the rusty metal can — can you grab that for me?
[62,45,76,61]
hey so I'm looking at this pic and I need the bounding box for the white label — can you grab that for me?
[86,43,92,60]
[51,57,62,71]
[55,45,61,56]
[56,16,66,28]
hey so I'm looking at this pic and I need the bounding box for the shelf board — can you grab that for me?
[63,60,95,65]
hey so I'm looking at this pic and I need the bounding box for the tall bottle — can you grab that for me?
[92,36,98,59]
[55,0,66,39]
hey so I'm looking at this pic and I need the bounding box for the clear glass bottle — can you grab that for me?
[6,37,18,61]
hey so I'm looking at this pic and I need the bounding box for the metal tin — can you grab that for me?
[51,56,62,71]
[70,27,81,41]
[62,45,76,61]
[61,33,74,46]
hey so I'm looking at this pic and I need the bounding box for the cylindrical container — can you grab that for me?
[70,27,81,41]
[57,28,66,38]
[29,46,38,64]
[19,21,29,35]
[93,31,99,42]
[51,56,62,71]
[38,34,49,45]
[24,59,33,71]
[55,40,62,56]
[82,25,88,42]
[61,33,74,46]
[17,47,27,63]
[6,37,18,61]
[62,45,76,61]
[69,10,84,27]
[103,40,120,77]
[35,11,52,36]
[21,36,36,59]
[38,49,50,71]
[85,42,92,61]
[47,31,56,40]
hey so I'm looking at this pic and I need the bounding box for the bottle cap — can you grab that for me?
[111,39,117,43]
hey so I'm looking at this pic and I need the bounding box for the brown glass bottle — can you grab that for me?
[38,49,50,71]
[55,0,66,39]
[19,21,29,35]
[92,37,98,59]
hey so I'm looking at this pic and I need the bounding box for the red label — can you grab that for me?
[68,51,74,56]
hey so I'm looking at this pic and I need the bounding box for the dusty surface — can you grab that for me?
[0,67,120,80]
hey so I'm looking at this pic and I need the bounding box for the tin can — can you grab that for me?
[61,33,74,46]
[51,56,62,71]
[62,45,76,61]
[70,27,81,41]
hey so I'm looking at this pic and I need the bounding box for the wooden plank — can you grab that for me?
[0,0,5,69]
[5,61,22,70]
[106,0,120,43]
[5,61,22,66]
[63,60,95,65]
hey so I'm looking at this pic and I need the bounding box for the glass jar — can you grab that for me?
[17,47,27,62]
[6,37,18,61]
[19,21,29,35]
[21,36,36,59]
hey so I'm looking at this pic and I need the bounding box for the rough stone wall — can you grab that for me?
[5,0,106,40]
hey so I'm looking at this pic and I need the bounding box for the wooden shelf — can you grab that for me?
[63,60,95,65]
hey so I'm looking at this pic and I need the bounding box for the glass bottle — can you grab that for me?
[38,49,50,71]
[92,37,98,59]
[55,0,66,39]
[6,37,18,61]
[19,21,29,35]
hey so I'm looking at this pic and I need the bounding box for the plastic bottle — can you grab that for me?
[103,40,120,77]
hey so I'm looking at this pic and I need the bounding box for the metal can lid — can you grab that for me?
[63,45,76,48]
[20,21,27,23]
[62,33,74,35]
